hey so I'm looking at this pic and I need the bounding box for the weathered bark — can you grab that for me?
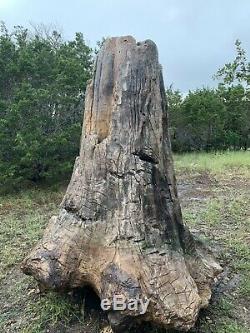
[22,36,221,332]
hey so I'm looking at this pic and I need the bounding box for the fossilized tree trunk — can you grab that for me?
[22,36,221,332]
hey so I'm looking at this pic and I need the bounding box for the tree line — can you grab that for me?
[0,24,249,191]
[168,40,249,152]
[0,23,93,190]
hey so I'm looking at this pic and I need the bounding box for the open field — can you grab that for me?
[0,152,249,333]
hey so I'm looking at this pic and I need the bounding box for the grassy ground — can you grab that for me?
[0,151,249,332]
[175,151,250,333]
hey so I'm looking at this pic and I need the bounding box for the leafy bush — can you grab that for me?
[0,23,93,191]
[167,40,250,152]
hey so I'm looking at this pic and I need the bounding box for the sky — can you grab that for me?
[1,0,250,92]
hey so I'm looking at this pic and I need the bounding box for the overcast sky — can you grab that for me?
[1,0,250,92]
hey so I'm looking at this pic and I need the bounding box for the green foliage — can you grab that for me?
[166,86,183,151]
[216,39,250,149]
[167,40,250,152]
[168,87,227,151]
[216,84,249,150]
[0,23,93,191]
[215,39,250,86]
[1,24,249,192]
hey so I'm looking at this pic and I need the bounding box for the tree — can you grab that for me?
[167,88,227,151]
[182,89,226,151]
[216,40,250,150]
[166,86,183,151]
[22,36,221,333]
[216,39,250,86]
[0,23,93,191]
[217,84,249,149]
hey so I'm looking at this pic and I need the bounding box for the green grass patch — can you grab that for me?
[0,188,63,282]
[23,292,81,333]
[174,151,250,173]
[215,321,250,333]
[239,276,250,298]
[201,198,223,225]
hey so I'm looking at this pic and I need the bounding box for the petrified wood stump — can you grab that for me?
[22,36,221,332]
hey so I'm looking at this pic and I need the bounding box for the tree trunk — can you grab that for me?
[22,36,221,332]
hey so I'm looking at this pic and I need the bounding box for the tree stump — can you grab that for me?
[22,36,221,332]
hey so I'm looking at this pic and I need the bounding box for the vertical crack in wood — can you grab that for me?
[21,36,222,332]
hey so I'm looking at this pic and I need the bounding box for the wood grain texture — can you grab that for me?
[22,36,221,332]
